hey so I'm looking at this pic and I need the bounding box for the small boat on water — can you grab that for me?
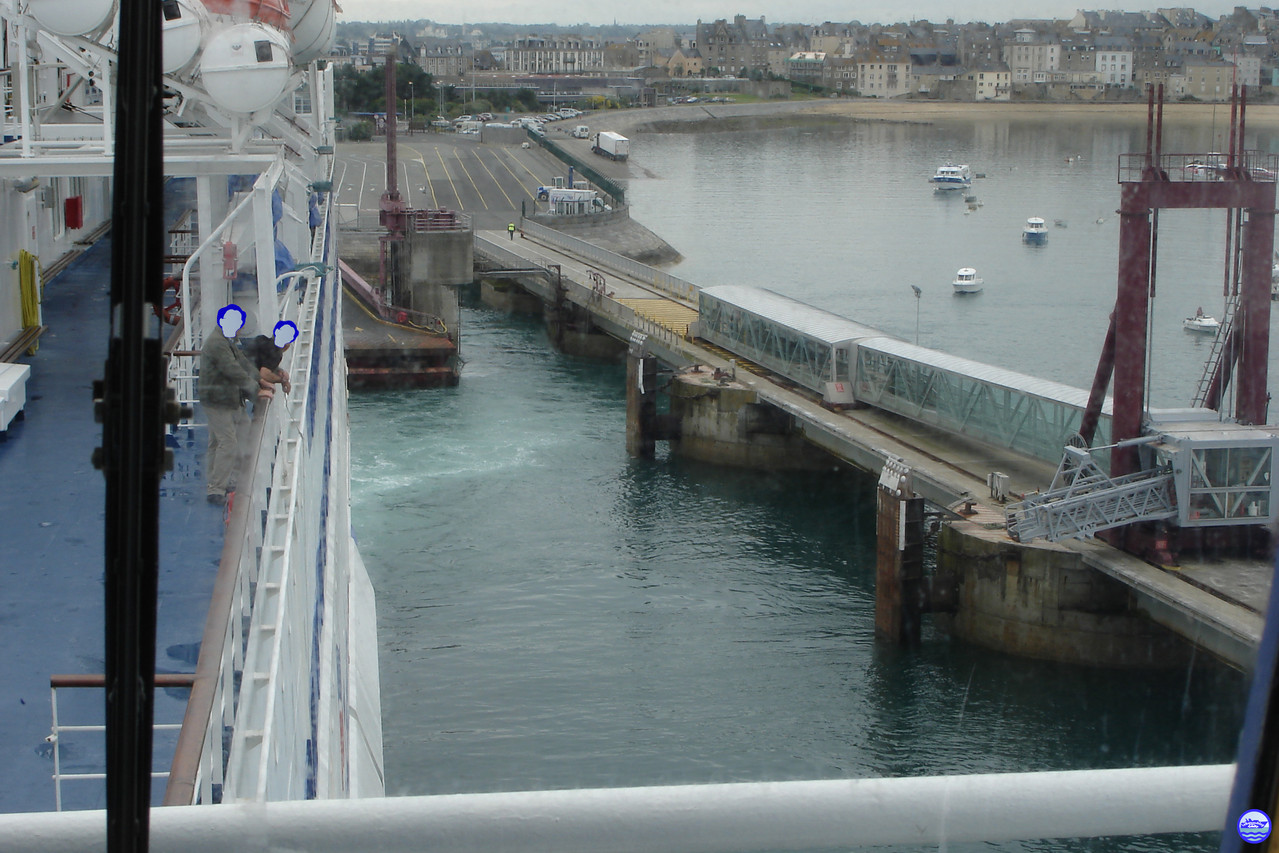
[931,164,972,191]
[1183,309,1221,333]
[952,267,984,294]
[1022,217,1048,245]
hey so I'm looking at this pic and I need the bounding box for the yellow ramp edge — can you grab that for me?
[617,298,698,337]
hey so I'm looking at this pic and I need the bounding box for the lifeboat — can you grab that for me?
[27,0,117,37]
[291,0,338,65]
[200,22,293,115]
[162,0,210,77]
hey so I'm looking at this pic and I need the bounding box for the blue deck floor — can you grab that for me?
[0,178,228,813]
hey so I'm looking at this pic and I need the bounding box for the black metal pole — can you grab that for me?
[97,0,165,849]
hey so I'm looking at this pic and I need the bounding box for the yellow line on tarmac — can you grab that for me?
[494,149,542,200]
[474,150,517,208]
[507,148,552,186]
[435,147,464,210]
[452,149,488,210]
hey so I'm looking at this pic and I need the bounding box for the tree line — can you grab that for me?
[334,62,541,138]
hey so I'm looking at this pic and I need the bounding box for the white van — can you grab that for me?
[570,125,590,139]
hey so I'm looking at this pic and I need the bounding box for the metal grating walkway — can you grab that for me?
[617,298,697,338]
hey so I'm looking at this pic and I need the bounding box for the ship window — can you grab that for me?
[255,41,274,63]
[162,0,181,21]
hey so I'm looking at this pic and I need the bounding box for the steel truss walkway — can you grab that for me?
[1007,445,1177,543]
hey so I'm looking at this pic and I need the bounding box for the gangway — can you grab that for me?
[1007,443,1177,542]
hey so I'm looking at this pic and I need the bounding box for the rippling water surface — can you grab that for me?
[350,113,1264,851]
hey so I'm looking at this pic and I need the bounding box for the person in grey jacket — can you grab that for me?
[201,304,273,505]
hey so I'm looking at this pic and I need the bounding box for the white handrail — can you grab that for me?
[0,764,1234,853]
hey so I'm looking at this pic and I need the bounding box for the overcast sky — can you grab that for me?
[335,1,1242,27]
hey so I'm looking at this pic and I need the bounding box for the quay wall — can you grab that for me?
[938,522,1192,667]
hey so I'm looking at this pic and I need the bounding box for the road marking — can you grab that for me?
[474,149,517,208]
[356,160,370,211]
[334,160,349,201]
[435,147,465,210]
[404,145,439,208]
[507,148,551,185]
[494,149,543,200]
[452,149,488,210]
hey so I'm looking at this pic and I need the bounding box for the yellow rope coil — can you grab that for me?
[18,250,40,355]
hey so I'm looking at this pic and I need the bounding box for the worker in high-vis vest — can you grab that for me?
[508,222,515,240]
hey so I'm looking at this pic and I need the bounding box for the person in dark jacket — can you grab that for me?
[245,320,297,394]
[201,304,272,505]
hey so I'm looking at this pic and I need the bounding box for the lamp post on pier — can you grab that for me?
[911,285,921,345]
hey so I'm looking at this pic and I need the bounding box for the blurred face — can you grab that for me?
[273,321,299,348]
[218,306,246,338]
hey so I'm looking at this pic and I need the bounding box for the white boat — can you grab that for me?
[930,164,972,191]
[952,267,984,294]
[1022,217,1048,245]
[1184,310,1221,333]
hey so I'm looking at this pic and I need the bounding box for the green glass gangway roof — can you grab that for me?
[697,285,1114,467]
[854,336,1114,466]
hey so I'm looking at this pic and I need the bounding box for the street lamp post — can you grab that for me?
[911,285,921,345]
[409,82,414,125]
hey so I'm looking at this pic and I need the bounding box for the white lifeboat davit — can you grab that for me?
[199,22,293,115]
[290,0,338,65]
[162,0,211,77]
[27,0,118,37]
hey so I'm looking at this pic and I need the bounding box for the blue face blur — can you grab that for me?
[217,304,246,338]
[273,320,299,348]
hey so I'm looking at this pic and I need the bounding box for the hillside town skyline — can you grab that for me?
[331,8,1279,104]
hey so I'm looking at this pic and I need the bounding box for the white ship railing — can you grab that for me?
[1,764,1234,851]
[164,188,382,806]
[46,675,192,812]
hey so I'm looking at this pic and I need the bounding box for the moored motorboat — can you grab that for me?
[931,164,972,191]
[1022,217,1048,245]
[952,267,984,294]
[1183,309,1221,333]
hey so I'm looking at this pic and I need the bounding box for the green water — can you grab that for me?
[350,305,1246,852]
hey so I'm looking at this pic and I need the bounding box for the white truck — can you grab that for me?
[591,131,629,161]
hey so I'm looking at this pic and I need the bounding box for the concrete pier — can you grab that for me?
[939,510,1193,667]
[875,458,927,646]
[479,279,543,314]
[667,369,831,470]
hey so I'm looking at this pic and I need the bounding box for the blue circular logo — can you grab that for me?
[1238,809,1272,844]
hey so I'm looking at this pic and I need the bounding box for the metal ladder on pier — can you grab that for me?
[1192,294,1238,408]
[1006,445,1177,542]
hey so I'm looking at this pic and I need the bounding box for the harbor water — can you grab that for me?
[350,112,1268,850]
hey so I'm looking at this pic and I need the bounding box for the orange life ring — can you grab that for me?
[395,311,409,324]
[161,297,182,325]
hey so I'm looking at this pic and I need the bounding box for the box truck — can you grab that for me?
[591,131,629,161]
